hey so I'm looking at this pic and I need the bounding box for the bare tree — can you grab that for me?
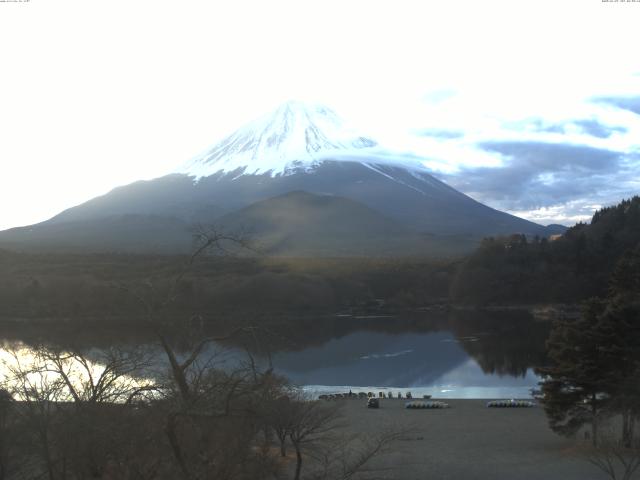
[282,395,405,480]
[0,388,19,480]
[35,345,154,406]
[114,226,284,479]
[2,344,155,480]
[3,350,67,480]
[115,226,256,405]
[267,393,295,458]
[287,398,344,480]
[114,227,401,480]
[309,429,405,480]
[585,427,640,480]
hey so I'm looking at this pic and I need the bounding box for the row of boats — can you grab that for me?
[486,399,536,408]
[401,399,535,409]
[405,401,450,409]
[329,395,536,409]
[319,391,430,401]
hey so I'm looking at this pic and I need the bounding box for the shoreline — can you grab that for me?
[338,398,602,479]
[0,301,582,327]
[302,385,539,400]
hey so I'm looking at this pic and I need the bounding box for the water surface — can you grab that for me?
[0,309,550,398]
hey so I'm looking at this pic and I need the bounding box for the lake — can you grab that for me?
[0,309,550,399]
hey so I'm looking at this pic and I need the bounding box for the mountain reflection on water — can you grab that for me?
[0,309,550,398]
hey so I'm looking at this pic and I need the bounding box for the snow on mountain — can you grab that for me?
[180,100,427,178]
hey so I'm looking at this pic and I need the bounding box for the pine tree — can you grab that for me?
[599,246,640,447]
[538,246,640,446]
[537,300,612,446]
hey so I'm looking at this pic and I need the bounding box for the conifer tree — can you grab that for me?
[598,246,640,447]
[537,300,612,446]
[538,246,640,446]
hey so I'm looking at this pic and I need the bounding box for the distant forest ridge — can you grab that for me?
[0,196,638,325]
[451,196,640,304]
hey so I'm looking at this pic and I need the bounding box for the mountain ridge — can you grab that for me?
[216,190,432,256]
[0,101,565,256]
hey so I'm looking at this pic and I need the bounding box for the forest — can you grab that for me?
[0,196,638,329]
[0,252,454,326]
[451,196,640,305]
[1,197,639,328]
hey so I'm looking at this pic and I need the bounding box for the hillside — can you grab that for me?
[216,190,474,256]
[0,251,455,325]
[0,214,194,254]
[451,196,640,304]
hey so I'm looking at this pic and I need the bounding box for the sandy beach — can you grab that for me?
[335,398,606,480]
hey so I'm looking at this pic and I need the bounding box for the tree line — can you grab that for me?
[0,251,453,325]
[451,196,640,305]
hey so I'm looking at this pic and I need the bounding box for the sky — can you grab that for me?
[1,0,639,230]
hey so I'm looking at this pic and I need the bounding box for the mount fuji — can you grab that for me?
[0,101,561,256]
[181,101,383,177]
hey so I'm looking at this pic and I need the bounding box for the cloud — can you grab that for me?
[480,141,622,174]
[536,123,565,135]
[594,96,640,115]
[411,88,640,226]
[414,128,464,139]
[572,119,627,138]
[422,90,458,104]
[505,202,605,227]
[530,118,627,138]
[439,141,639,225]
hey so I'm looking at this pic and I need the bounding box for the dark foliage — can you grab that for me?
[0,254,453,326]
[537,246,640,447]
[536,300,612,444]
[451,196,640,304]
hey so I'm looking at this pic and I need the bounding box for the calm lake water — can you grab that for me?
[276,330,542,399]
[0,309,550,399]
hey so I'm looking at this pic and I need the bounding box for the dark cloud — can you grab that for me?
[539,124,565,134]
[441,141,634,213]
[572,119,627,138]
[530,118,627,138]
[481,141,621,172]
[593,96,640,115]
[528,119,564,134]
[415,128,464,139]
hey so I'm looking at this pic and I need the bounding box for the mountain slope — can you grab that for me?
[217,190,448,256]
[45,160,551,237]
[0,214,194,253]
[0,101,558,256]
[0,192,476,256]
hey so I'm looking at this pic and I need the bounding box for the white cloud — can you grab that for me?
[506,203,599,227]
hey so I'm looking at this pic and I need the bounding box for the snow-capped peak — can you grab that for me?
[180,100,424,178]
